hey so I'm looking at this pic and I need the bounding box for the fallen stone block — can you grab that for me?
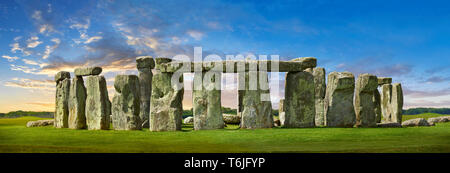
[183,116,194,124]
[27,120,54,127]
[223,114,241,124]
[402,118,433,127]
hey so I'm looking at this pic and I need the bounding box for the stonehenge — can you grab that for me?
[53,56,405,131]
[136,56,155,128]
[55,71,71,128]
[150,58,184,131]
[354,74,378,127]
[85,71,111,130]
[111,75,141,130]
[193,71,224,130]
[283,57,316,128]
[305,67,326,126]
[239,71,274,129]
[380,78,403,123]
[68,76,87,129]
[324,72,356,127]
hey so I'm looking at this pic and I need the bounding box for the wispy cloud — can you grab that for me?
[4,78,54,90]
[2,55,19,62]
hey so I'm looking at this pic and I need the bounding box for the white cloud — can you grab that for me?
[27,36,43,48]
[84,36,103,44]
[187,30,204,40]
[2,55,19,62]
[42,38,61,59]
[10,43,23,53]
[22,59,39,66]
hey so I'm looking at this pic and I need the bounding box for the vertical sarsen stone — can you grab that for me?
[239,71,273,129]
[112,75,141,130]
[55,71,71,128]
[354,74,378,127]
[136,56,155,128]
[150,58,183,131]
[85,75,110,130]
[324,72,356,127]
[68,76,87,129]
[193,71,224,130]
[284,71,315,128]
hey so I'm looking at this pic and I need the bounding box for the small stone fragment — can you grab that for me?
[183,116,194,124]
[223,114,241,124]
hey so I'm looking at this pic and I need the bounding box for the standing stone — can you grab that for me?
[306,67,326,126]
[111,75,141,130]
[55,71,71,128]
[374,89,382,123]
[278,99,285,126]
[354,74,378,127]
[68,76,87,129]
[380,84,393,123]
[150,58,183,131]
[193,72,224,130]
[136,56,155,128]
[284,71,315,128]
[85,75,110,130]
[324,72,356,127]
[391,83,403,123]
[239,71,273,129]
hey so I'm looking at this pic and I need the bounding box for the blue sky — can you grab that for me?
[0,0,449,112]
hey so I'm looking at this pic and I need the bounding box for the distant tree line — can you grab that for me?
[403,108,450,115]
[0,110,54,118]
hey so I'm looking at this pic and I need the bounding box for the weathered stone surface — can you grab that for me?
[85,75,110,130]
[150,58,184,131]
[68,76,87,129]
[391,83,403,123]
[74,67,102,76]
[136,56,155,69]
[193,72,224,130]
[381,83,403,123]
[354,74,378,127]
[55,76,70,128]
[223,114,241,124]
[402,118,432,127]
[284,71,315,128]
[324,72,356,127]
[137,67,152,128]
[291,57,317,69]
[55,71,70,83]
[239,71,273,129]
[157,59,317,73]
[183,116,194,124]
[311,67,326,126]
[278,99,284,113]
[374,89,382,123]
[377,77,392,85]
[27,120,54,127]
[112,75,141,130]
[279,112,285,126]
[380,84,392,123]
[137,57,154,128]
[427,116,450,124]
[376,122,402,128]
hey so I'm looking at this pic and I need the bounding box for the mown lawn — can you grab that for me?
[0,114,449,153]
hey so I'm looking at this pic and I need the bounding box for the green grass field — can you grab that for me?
[0,113,449,153]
